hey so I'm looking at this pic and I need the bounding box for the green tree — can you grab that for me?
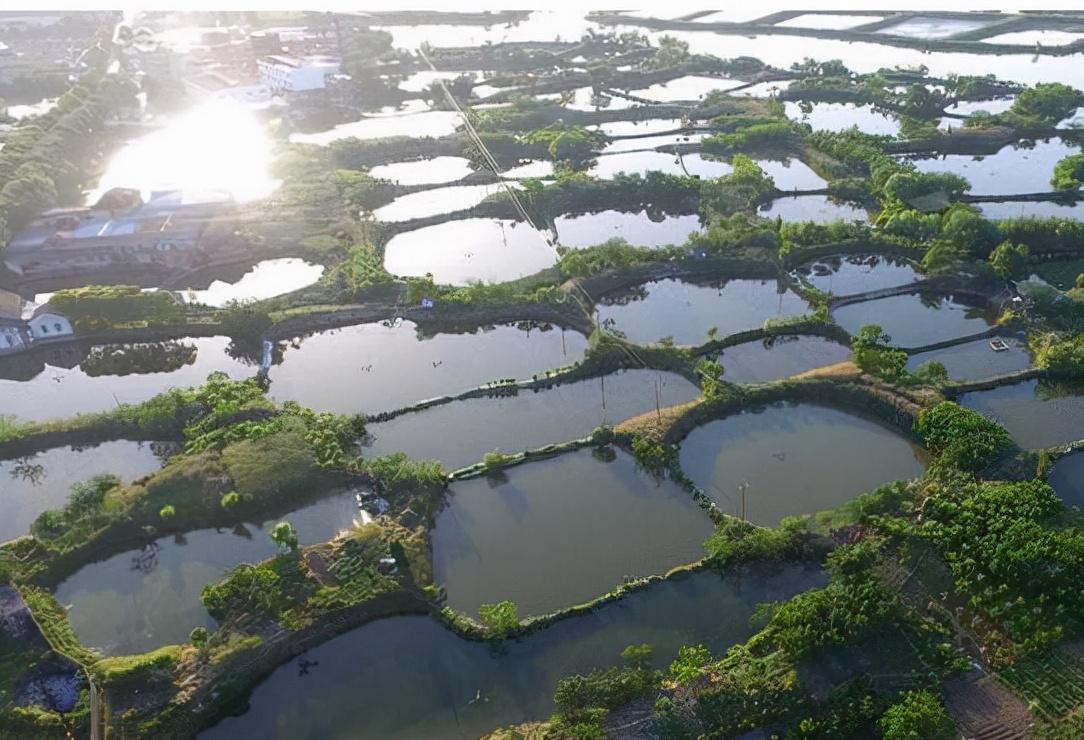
[878,690,955,740]
[159,504,176,519]
[851,324,908,379]
[270,520,299,553]
[915,402,1012,472]
[189,626,209,648]
[989,241,1030,279]
[219,301,272,338]
[478,600,519,638]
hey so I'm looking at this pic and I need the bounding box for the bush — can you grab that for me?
[49,285,183,330]
[159,504,176,519]
[1052,153,1084,191]
[878,690,956,740]
[850,324,908,379]
[914,402,1012,472]
[699,155,775,218]
[478,600,519,638]
[989,240,1030,279]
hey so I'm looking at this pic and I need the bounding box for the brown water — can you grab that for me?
[679,403,927,524]
[433,448,714,616]
[717,335,852,384]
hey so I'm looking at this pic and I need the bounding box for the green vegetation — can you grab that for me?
[851,324,908,380]
[549,645,659,737]
[478,600,520,638]
[49,285,184,330]
[914,402,1012,473]
[1051,153,1084,191]
[989,240,1030,279]
[699,155,776,219]
[878,690,955,740]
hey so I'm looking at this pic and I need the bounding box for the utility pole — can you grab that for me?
[654,374,661,420]
[739,481,748,523]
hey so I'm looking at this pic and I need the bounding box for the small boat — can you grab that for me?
[989,338,1010,352]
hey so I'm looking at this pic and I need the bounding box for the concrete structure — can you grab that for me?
[23,303,72,341]
[4,189,230,280]
[0,288,72,354]
[0,289,27,354]
[257,54,339,93]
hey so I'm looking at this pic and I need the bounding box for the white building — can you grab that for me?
[23,303,73,341]
[257,55,340,94]
[0,289,28,354]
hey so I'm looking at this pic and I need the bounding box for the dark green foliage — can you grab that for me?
[877,690,955,740]
[704,517,808,565]
[49,285,183,330]
[882,171,970,208]
[218,301,272,338]
[1030,332,1084,376]
[1007,83,1084,125]
[851,324,908,379]
[551,645,659,733]
[914,402,1012,472]
[522,122,606,164]
[989,240,1030,279]
[630,436,675,473]
[477,600,519,638]
[699,155,775,219]
[1051,153,1084,191]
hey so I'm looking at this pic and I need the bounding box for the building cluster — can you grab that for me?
[0,288,73,356]
[3,188,242,282]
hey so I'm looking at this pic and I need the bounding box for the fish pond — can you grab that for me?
[0,441,169,544]
[180,258,324,307]
[201,562,825,740]
[679,403,927,525]
[758,195,867,223]
[597,277,811,346]
[1049,451,1084,509]
[958,379,1084,450]
[433,447,714,616]
[795,253,922,296]
[553,209,701,248]
[369,157,475,186]
[717,336,853,384]
[55,489,364,655]
[268,320,588,415]
[907,336,1031,381]
[832,291,997,348]
[905,138,1081,197]
[362,369,700,470]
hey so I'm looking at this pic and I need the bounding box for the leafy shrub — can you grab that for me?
[850,325,908,379]
[1052,153,1084,191]
[989,241,1030,279]
[878,690,955,739]
[914,402,1012,472]
[478,600,519,638]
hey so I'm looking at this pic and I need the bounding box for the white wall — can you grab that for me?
[28,312,73,340]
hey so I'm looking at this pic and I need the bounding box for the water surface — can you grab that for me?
[291,111,461,144]
[56,491,363,655]
[784,102,900,137]
[795,253,921,295]
[874,16,990,39]
[181,259,324,307]
[374,184,510,222]
[680,403,926,524]
[907,337,1030,381]
[776,14,882,30]
[906,138,1080,196]
[554,210,700,248]
[718,335,852,383]
[629,75,745,102]
[434,448,714,616]
[832,292,996,348]
[958,379,1084,450]
[363,369,700,469]
[0,441,167,543]
[598,277,810,346]
[369,157,475,186]
[269,320,587,415]
[383,218,557,284]
[0,336,254,422]
[202,563,825,740]
[1049,451,1084,508]
[758,195,867,223]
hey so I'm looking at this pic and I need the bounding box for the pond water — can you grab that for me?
[958,379,1084,450]
[832,291,997,348]
[0,336,254,423]
[680,403,926,524]
[784,102,901,137]
[758,159,828,191]
[599,277,810,346]
[374,183,511,222]
[1049,451,1084,509]
[434,448,713,616]
[981,30,1084,47]
[874,16,990,39]
[6,97,58,120]
[369,157,475,186]
[586,151,825,189]
[629,75,745,102]
[717,335,853,384]
[608,29,1084,88]
[681,152,738,179]
[376,11,600,50]
[906,138,1081,196]
[397,69,481,93]
[201,562,825,740]
[87,99,278,204]
[0,441,168,544]
[731,80,795,98]
[602,132,706,154]
[795,253,922,295]
[776,13,882,30]
[907,336,1031,381]
[977,199,1084,221]
[758,195,867,223]
[290,111,461,145]
[362,369,700,470]
[268,320,588,415]
[587,150,686,178]
[383,218,557,284]
[56,490,363,655]
[554,209,701,248]
[594,119,683,137]
[562,86,639,112]
[179,258,324,307]
[502,160,554,178]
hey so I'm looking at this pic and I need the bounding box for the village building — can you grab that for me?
[257,54,340,94]
[0,288,28,355]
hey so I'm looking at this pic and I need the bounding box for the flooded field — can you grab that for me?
[56,490,362,655]
[907,336,1031,381]
[629,75,745,102]
[795,254,922,295]
[202,563,825,740]
[553,210,701,248]
[0,441,168,543]
[0,336,254,423]
[777,13,883,30]
[434,448,714,616]
[906,138,1081,196]
[873,16,991,39]
[180,259,324,307]
[976,199,1084,220]
[268,320,588,415]
[597,277,811,346]
[369,157,475,186]
[383,218,558,284]
[832,292,997,347]
[290,111,461,144]
[374,183,510,222]
[362,369,699,469]
[958,379,1084,450]
[717,335,853,384]
[758,195,867,223]
[784,102,901,136]
[679,403,927,524]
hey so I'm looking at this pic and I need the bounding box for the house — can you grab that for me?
[23,302,73,342]
[0,288,27,355]
[257,54,340,94]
